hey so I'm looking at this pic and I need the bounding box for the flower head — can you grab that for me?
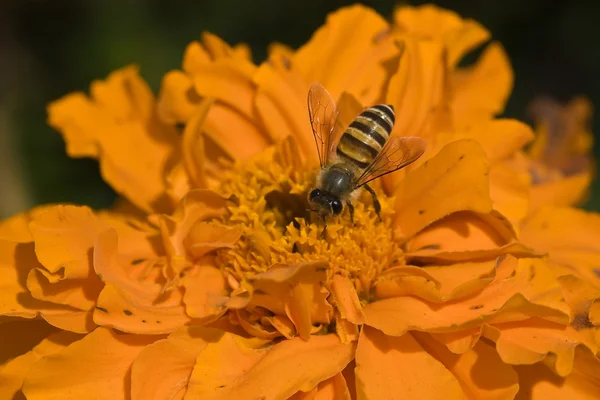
[1,4,600,400]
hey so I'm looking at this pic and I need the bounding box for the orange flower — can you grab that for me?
[1,4,599,400]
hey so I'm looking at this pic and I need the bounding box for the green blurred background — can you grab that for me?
[1,0,599,218]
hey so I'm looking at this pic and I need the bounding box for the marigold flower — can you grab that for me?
[1,4,599,400]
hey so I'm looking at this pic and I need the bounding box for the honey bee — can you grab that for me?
[306,83,426,233]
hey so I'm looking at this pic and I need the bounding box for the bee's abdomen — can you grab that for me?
[336,104,395,169]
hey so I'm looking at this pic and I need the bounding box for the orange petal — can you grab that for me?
[451,42,513,119]
[289,373,351,400]
[483,318,597,378]
[355,327,463,400]
[429,326,482,354]
[432,119,534,164]
[184,222,242,259]
[47,66,180,213]
[489,163,531,227]
[180,98,213,188]
[331,275,365,324]
[191,57,257,120]
[393,139,493,239]
[181,262,228,321]
[0,329,81,400]
[294,4,398,105]
[414,331,519,400]
[364,256,569,337]
[393,4,490,67]
[253,62,314,162]
[249,261,333,339]
[130,325,222,400]
[374,260,497,303]
[161,189,233,259]
[386,38,445,141]
[185,332,355,399]
[0,240,51,318]
[0,205,55,242]
[29,205,108,279]
[22,327,161,400]
[203,103,270,161]
[529,172,591,210]
[156,70,201,124]
[0,319,56,365]
[94,283,190,334]
[26,268,102,311]
[39,309,96,333]
[514,346,600,399]
[405,211,513,258]
[521,206,600,286]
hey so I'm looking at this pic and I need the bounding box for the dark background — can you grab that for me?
[1,0,599,218]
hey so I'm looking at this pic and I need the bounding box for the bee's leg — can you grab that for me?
[346,201,355,225]
[320,213,327,238]
[364,184,382,222]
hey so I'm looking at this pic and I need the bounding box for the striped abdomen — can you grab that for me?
[335,104,395,169]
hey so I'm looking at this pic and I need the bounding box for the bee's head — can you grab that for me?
[308,189,343,216]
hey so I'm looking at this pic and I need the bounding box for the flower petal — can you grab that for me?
[355,327,463,400]
[514,346,600,399]
[47,66,180,212]
[483,318,597,378]
[364,256,569,337]
[157,70,201,124]
[521,207,600,286]
[393,4,490,67]
[0,319,55,365]
[414,331,519,400]
[185,332,355,399]
[0,329,81,400]
[451,42,513,119]
[29,205,107,279]
[294,4,397,105]
[184,222,242,259]
[248,261,332,339]
[181,262,228,320]
[429,327,482,354]
[529,172,591,210]
[393,139,492,239]
[374,260,497,303]
[289,373,351,400]
[22,327,161,400]
[331,274,365,324]
[131,326,222,400]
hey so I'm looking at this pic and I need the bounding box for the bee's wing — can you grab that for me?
[308,82,339,167]
[353,136,427,188]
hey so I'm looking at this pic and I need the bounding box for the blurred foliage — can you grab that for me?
[2,0,600,218]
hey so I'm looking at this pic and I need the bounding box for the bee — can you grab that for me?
[306,83,426,233]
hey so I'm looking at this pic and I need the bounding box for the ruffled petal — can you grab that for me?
[483,318,597,378]
[355,327,463,400]
[364,256,569,337]
[248,261,333,340]
[47,66,180,213]
[131,326,222,400]
[185,332,355,399]
[156,70,201,124]
[514,346,600,399]
[521,207,600,286]
[0,329,81,400]
[93,229,190,334]
[294,4,399,105]
[413,331,519,400]
[393,4,490,67]
[289,373,351,400]
[22,327,161,400]
[393,139,492,239]
[374,259,497,302]
[181,262,228,321]
[451,42,513,120]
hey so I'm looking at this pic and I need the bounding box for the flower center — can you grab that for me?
[214,147,403,300]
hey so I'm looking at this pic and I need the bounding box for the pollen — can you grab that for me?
[215,147,404,300]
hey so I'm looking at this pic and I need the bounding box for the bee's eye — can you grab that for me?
[331,200,343,215]
[309,189,321,201]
